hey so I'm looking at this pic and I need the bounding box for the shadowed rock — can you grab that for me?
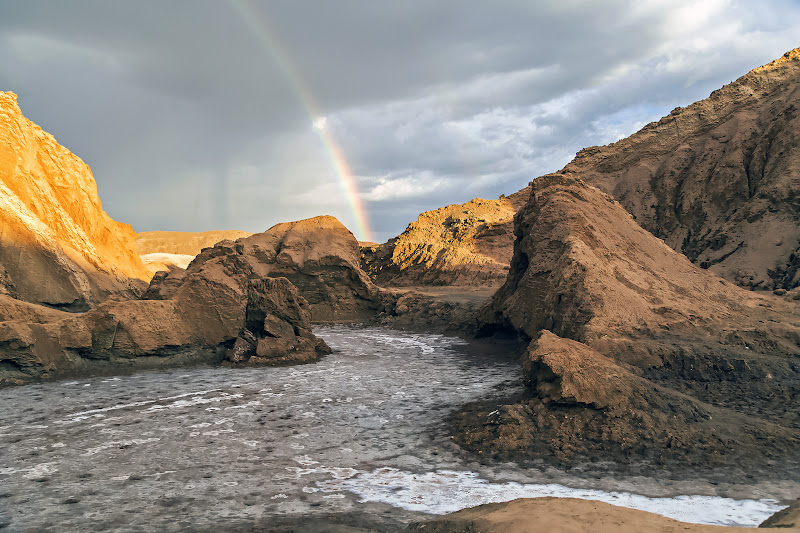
[460,175,800,467]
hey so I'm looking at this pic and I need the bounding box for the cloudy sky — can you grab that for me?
[2,1,799,242]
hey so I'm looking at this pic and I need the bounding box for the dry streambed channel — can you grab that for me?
[0,325,790,531]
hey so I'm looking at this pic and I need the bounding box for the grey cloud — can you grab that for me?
[1,1,799,241]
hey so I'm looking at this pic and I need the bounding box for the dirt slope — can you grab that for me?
[409,497,787,533]
[560,47,800,290]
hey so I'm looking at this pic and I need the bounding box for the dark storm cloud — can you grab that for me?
[1,1,799,241]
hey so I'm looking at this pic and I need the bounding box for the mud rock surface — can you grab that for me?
[465,175,800,468]
[560,47,800,291]
[0,92,150,311]
[363,187,529,287]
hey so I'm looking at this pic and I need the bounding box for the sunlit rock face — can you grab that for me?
[0,91,150,311]
[361,186,530,288]
[561,47,800,291]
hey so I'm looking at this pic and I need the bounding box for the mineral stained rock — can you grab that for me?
[0,91,150,311]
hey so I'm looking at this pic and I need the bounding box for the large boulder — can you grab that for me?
[149,215,384,321]
[0,92,151,311]
[362,187,530,288]
[559,47,800,291]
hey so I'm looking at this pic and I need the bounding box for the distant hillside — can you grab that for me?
[136,230,253,256]
[362,186,530,287]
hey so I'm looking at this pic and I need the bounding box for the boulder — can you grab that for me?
[149,215,384,321]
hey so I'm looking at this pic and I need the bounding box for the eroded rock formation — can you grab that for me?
[0,92,150,310]
[362,187,530,287]
[148,215,384,322]
[1,265,329,385]
[559,47,800,290]
[0,225,337,385]
[461,175,800,466]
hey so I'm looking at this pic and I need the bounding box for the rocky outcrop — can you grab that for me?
[362,187,530,287]
[455,331,799,466]
[0,92,151,311]
[0,227,335,385]
[148,215,383,322]
[465,175,800,466]
[559,47,800,291]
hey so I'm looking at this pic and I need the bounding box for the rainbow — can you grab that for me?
[228,0,373,241]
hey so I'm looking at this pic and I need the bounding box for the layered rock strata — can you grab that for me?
[0,92,150,310]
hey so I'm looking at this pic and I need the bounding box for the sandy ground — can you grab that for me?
[408,497,796,532]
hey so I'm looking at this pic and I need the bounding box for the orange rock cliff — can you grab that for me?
[0,91,150,310]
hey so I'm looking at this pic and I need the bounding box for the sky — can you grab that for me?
[1,1,800,243]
